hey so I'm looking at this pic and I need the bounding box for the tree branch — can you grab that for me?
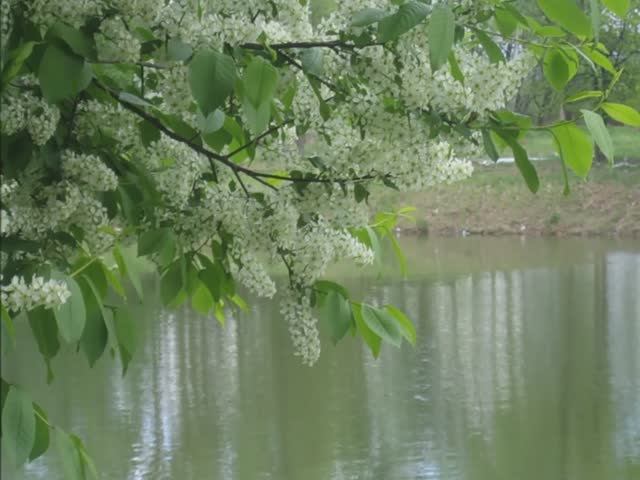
[92,60,171,70]
[277,50,343,94]
[227,120,293,159]
[241,40,365,51]
[97,82,380,187]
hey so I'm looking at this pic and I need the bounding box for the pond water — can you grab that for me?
[2,237,640,480]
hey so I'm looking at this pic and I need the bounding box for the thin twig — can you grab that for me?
[232,168,250,197]
[278,50,342,94]
[241,40,366,51]
[98,82,383,186]
[92,60,171,70]
[227,120,293,159]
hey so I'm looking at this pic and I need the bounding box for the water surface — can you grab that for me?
[3,237,640,480]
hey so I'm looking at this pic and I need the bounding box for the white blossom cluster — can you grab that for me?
[280,291,321,366]
[229,242,277,299]
[2,176,117,254]
[24,0,104,29]
[96,17,141,63]
[62,151,118,192]
[74,100,142,154]
[0,88,60,145]
[0,0,539,365]
[1,275,70,312]
[0,0,15,51]
[0,175,19,198]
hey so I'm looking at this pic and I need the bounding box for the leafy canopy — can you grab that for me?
[0,0,638,476]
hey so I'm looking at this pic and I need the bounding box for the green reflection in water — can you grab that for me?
[2,237,639,480]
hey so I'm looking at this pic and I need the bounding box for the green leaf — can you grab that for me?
[161,260,184,306]
[188,50,237,116]
[352,8,387,27]
[191,282,214,315]
[54,429,83,480]
[537,0,592,37]
[137,228,171,256]
[378,1,429,43]
[384,305,416,346]
[495,7,519,36]
[242,57,279,134]
[544,48,572,90]
[214,301,226,326]
[314,280,350,299]
[102,264,125,298]
[114,245,143,301]
[81,261,108,300]
[301,48,324,77]
[71,434,97,479]
[77,278,108,367]
[482,129,500,162]
[448,51,464,83]
[118,91,154,108]
[551,123,594,178]
[322,290,353,345]
[352,304,381,358]
[243,100,272,135]
[46,22,96,59]
[166,38,193,62]
[229,294,248,312]
[1,42,36,89]
[601,102,640,127]
[113,308,136,356]
[197,109,224,134]
[52,274,86,344]
[475,30,505,63]
[360,304,402,347]
[534,25,568,37]
[582,110,615,164]
[243,57,279,108]
[354,183,369,203]
[113,307,136,375]
[363,226,382,267]
[496,132,540,193]
[198,262,223,302]
[1,306,15,348]
[1,386,36,468]
[388,233,408,276]
[29,403,50,462]
[565,90,603,103]
[602,0,630,16]
[27,307,60,382]
[429,6,456,72]
[38,44,92,103]
[582,45,616,74]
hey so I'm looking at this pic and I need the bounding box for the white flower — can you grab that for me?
[62,151,118,192]
[1,275,71,313]
[280,291,321,366]
[0,89,59,145]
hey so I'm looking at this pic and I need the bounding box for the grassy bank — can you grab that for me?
[520,126,640,161]
[375,159,640,238]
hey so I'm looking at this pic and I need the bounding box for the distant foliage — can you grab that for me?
[0,0,638,476]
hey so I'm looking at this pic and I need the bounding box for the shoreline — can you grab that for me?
[396,224,640,238]
[375,161,640,241]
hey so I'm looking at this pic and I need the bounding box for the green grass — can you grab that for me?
[521,126,640,160]
[374,160,640,237]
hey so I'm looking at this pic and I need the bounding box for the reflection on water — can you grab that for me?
[2,238,639,480]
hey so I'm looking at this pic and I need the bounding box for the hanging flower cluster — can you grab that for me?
[1,275,70,312]
[2,0,608,366]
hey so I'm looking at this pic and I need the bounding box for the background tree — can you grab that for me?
[512,0,640,122]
